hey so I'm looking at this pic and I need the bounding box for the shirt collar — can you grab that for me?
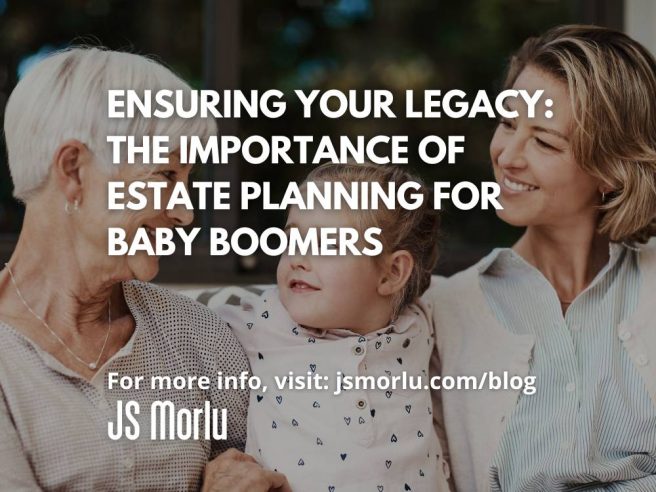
[0,281,144,387]
[476,247,513,275]
[303,306,417,340]
[476,242,628,276]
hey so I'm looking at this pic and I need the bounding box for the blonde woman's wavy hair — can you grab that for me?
[505,24,656,244]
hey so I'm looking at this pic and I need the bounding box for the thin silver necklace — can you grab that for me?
[5,262,112,370]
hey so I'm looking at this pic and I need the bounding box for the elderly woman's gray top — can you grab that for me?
[0,280,249,491]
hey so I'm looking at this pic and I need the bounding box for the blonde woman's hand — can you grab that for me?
[202,448,291,492]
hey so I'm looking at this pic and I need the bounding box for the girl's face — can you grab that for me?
[277,206,389,333]
[490,65,602,229]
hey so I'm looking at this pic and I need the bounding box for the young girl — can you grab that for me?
[219,162,449,491]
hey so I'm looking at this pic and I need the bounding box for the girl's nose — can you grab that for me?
[290,253,311,271]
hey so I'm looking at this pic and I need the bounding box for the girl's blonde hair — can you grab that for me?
[305,162,440,315]
[505,24,656,244]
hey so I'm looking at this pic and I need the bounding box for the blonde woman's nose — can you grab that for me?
[497,137,528,169]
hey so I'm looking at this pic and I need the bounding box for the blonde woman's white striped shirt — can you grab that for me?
[480,245,656,491]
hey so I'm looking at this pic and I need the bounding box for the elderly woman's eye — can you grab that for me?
[159,170,176,181]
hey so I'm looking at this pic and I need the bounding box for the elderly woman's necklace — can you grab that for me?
[4,263,112,370]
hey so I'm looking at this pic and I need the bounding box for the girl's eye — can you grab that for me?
[322,241,339,251]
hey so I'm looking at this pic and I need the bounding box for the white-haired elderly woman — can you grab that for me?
[0,48,289,492]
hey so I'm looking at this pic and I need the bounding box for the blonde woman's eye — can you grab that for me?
[535,138,556,151]
[498,118,514,130]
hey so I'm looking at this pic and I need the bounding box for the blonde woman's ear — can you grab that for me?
[598,185,614,204]
[377,250,414,297]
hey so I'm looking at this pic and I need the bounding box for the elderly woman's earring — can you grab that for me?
[64,199,80,215]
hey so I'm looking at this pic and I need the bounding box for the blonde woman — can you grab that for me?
[427,25,656,491]
[0,48,288,491]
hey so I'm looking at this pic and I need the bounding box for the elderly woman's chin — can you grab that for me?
[126,253,161,282]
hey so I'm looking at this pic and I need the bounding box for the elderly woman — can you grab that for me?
[428,25,656,491]
[0,48,288,491]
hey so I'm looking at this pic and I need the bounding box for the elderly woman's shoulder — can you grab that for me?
[122,280,236,339]
[123,280,250,376]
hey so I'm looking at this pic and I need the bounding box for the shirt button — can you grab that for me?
[560,440,571,450]
[122,458,133,470]
[356,399,367,410]
[98,400,110,410]
[570,323,581,332]
[618,329,632,341]
[565,382,576,393]
[637,354,649,366]
[352,345,364,356]
[442,459,450,478]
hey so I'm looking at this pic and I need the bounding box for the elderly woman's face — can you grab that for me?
[79,151,193,282]
[490,65,602,229]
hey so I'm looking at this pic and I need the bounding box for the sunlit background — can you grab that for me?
[0,0,640,283]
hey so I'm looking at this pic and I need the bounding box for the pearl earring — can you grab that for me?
[64,199,80,214]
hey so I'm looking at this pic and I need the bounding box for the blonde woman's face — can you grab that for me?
[490,65,602,229]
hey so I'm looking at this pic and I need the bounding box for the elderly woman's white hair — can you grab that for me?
[4,46,217,202]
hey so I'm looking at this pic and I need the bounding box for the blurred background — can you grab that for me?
[0,0,647,284]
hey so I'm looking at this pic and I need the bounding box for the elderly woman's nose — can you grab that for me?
[166,204,194,226]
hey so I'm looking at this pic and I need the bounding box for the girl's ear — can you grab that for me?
[377,250,414,297]
[51,139,90,205]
